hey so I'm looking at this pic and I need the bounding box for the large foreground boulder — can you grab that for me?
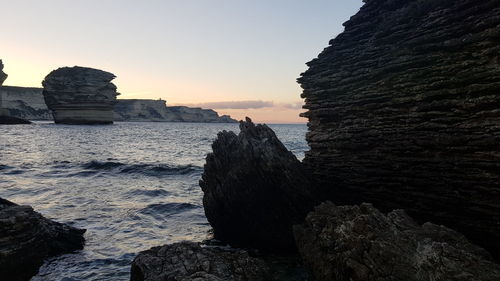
[200,118,317,252]
[130,241,271,281]
[0,198,85,281]
[42,66,118,124]
[294,202,500,281]
[298,0,500,255]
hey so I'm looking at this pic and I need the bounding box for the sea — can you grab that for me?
[0,121,308,281]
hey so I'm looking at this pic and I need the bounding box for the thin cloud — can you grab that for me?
[178,100,274,109]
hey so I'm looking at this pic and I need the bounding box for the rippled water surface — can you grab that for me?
[0,121,308,281]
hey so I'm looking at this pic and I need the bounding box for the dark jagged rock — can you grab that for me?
[298,0,500,255]
[42,66,118,124]
[294,202,500,281]
[200,117,317,252]
[0,115,32,124]
[130,241,271,281]
[0,197,85,281]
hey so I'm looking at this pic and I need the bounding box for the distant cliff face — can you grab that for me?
[0,86,51,120]
[299,0,500,255]
[114,99,237,123]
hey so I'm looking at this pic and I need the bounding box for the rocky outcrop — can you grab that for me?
[130,241,271,281]
[298,0,500,255]
[0,86,51,120]
[0,197,85,281]
[200,118,317,252]
[0,60,6,86]
[294,202,500,281]
[42,66,118,124]
[114,100,237,123]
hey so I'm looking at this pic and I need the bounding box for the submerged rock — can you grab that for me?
[298,0,500,255]
[0,197,85,281]
[294,202,500,281]
[200,118,317,252]
[42,66,118,124]
[130,241,271,281]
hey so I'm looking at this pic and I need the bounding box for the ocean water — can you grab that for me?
[0,121,308,281]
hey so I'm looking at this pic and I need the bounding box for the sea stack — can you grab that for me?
[0,60,7,86]
[42,66,118,124]
[298,0,500,256]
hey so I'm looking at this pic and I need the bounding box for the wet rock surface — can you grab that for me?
[130,241,272,281]
[294,202,500,281]
[200,118,317,252]
[42,66,118,124]
[298,0,500,255]
[0,197,85,281]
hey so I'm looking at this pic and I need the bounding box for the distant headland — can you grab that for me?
[0,85,237,123]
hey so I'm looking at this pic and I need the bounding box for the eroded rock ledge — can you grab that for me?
[294,202,500,281]
[200,118,317,252]
[42,66,118,124]
[0,198,85,281]
[298,0,500,255]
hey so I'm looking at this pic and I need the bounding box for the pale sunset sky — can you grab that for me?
[0,0,362,123]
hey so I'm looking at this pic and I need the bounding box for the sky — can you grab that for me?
[0,0,362,123]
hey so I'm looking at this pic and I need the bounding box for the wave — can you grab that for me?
[139,202,200,216]
[55,160,203,177]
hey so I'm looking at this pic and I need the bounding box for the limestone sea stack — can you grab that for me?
[298,0,500,255]
[42,66,118,124]
[0,198,85,281]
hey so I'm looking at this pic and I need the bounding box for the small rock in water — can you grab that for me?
[200,117,317,252]
[0,197,86,281]
[294,202,500,281]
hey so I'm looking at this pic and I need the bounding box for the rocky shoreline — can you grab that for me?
[1,0,500,280]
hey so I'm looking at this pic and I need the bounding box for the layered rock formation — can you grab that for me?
[200,118,317,252]
[294,202,500,281]
[0,197,85,281]
[42,66,118,124]
[130,241,271,281]
[114,99,237,123]
[298,0,500,255]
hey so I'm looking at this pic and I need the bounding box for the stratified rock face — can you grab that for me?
[200,118,317,252]
[298,0,500,254]
[294,202,500,281]
[130,241,271,281]
[42,66,118,124]
[0,197,85,281]
[0,86,51,120]
[0,60,7,86]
